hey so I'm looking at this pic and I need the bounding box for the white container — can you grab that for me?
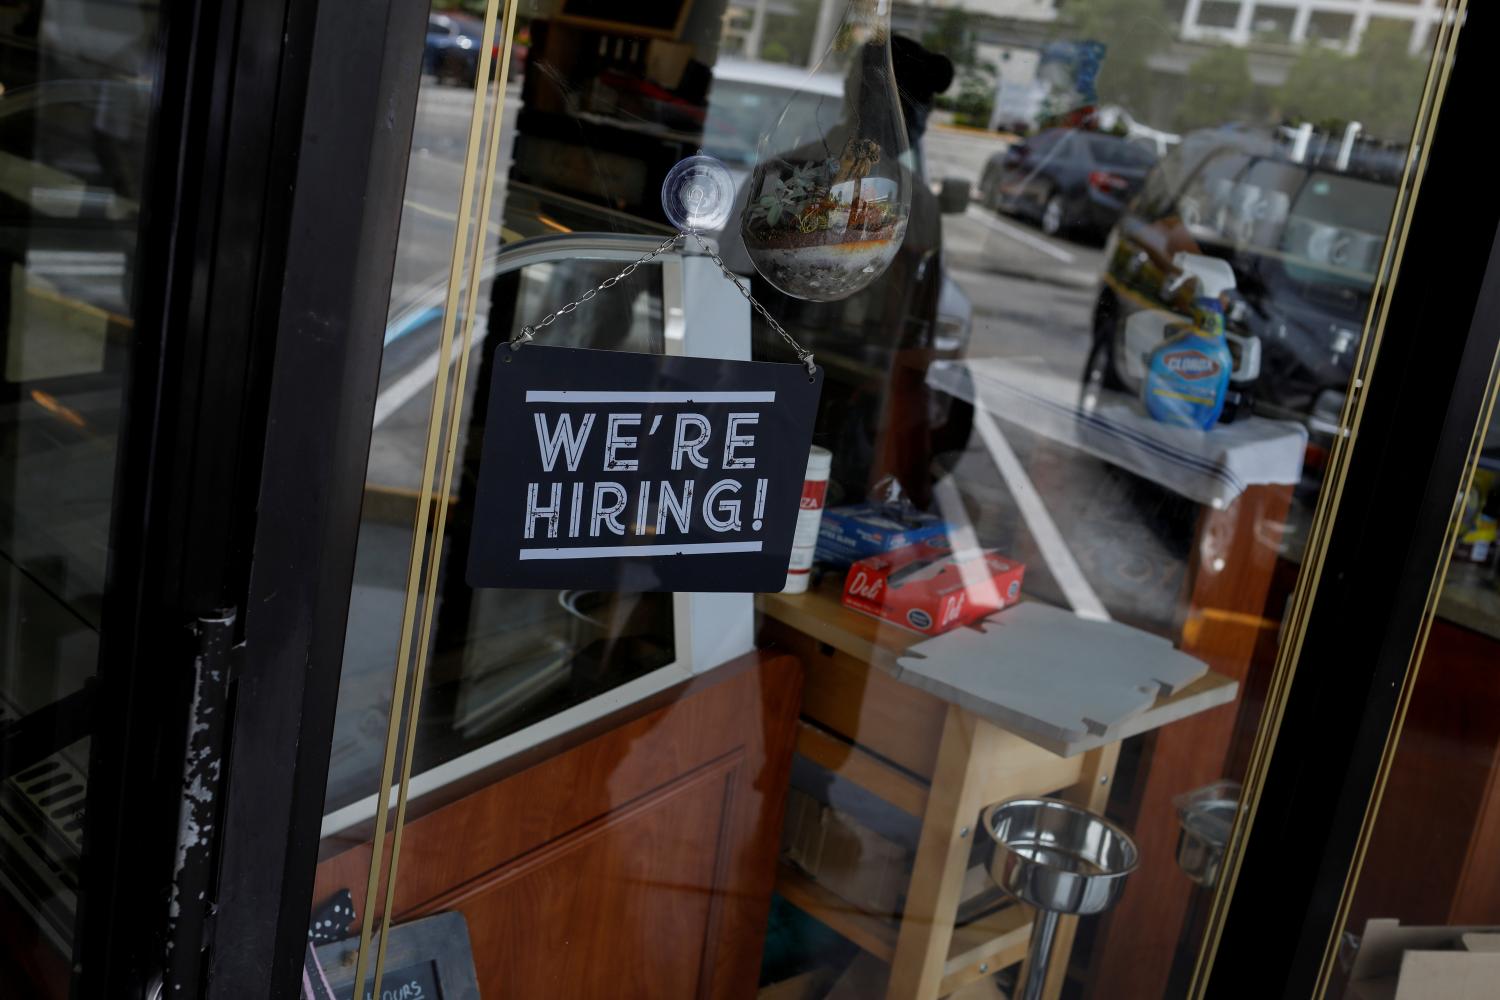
[783,446,832,594]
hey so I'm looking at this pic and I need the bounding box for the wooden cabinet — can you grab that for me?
[315,650,803,999]
[1345,617,1500,929]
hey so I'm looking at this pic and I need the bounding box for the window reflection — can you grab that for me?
[312,3,1449,998]
[0,0,158,989]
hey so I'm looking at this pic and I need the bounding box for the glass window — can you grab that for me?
[1281,171,1396,288]
[0,0,159,992]
[705,70,844,169]
[1173,148,1251,231]
[1309,11,1356,46]
[1028,128,1065,153]
[1084,133,1157,167]
[1253,7,1297,44]
[306,4,1456,999]
[324,247,678,818]
[1195,1,1242,30]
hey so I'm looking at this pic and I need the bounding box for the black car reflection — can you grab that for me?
[978,128,1158,240]
[424,10,486,86]
[1086,124,1404,437]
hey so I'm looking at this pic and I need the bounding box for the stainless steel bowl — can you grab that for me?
[1173,781,1241,889]
[983,797,1140,916]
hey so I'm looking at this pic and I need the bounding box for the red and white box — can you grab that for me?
[841,542,1025,635]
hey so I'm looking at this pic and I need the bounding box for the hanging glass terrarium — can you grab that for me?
[740,0,912,302]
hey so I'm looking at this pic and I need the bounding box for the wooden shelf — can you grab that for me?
[940,904,1031,996]
[775,862,1032,995]
[777,861,898,962]
[761,578,919,671]
[795,720,929,818]
[760,581,1241,759]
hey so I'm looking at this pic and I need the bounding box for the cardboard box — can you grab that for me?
[782,756,1003,924]
[815,503,948,567]
[841,542,1025,635]
[1347,919,1500,1000]
[782,788,909,918]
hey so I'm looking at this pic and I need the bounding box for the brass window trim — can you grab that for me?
[352,0,520,993]
[1188,1,1473,995]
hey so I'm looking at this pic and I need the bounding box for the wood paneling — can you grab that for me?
[439,756,743,998]
[315,650,802,999]
[1348,618,1500,928]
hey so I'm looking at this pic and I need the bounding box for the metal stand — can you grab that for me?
[983,797,1140,1000]
[1020,909,1062,1000]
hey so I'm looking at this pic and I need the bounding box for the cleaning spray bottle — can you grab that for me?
[1143,253,1237,430]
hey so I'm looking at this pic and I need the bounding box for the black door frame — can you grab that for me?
[1206,3,1500,995]
[73,0,320,990]
[203,0,434,993]
[69,0,1500,997]
[67,0,430,994]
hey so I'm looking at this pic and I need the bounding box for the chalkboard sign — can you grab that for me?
[467,345,822,593]
[315,912,479,1000]
[335,961,440,1000]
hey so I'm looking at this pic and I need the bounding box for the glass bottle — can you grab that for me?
[740,0,913,302]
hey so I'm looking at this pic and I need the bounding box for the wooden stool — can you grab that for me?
[760,585,1236,999]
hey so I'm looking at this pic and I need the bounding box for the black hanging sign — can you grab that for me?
[467,345,823,592]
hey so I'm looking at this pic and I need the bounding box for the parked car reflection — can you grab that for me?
[978,127,1157,240]
[1086,124,1403,441]
[424,10,486,86]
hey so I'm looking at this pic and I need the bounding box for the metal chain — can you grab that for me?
[683,231,816,377]
[510,229,817,377]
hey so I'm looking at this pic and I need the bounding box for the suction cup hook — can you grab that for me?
[662,155,736,232]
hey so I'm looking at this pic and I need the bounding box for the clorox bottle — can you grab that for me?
[1143,253,1237,430]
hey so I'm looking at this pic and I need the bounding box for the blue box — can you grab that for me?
[815,503,949,567]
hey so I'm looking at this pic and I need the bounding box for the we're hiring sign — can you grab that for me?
[467,346,822,593]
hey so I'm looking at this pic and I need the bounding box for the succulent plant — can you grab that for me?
[748,162,829,231]
[744,140,892,242]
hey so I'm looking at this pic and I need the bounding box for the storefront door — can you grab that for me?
[280,2,1495,998]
